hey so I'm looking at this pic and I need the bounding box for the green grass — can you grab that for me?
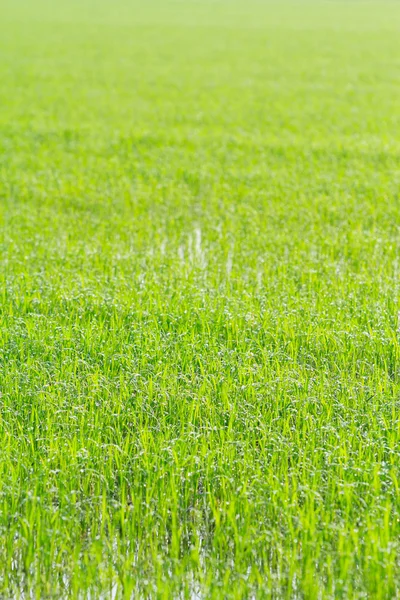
[1,0,400,597]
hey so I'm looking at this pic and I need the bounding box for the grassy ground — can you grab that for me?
[1,0,400,597]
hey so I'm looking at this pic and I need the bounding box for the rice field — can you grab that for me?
[1,0,400,597]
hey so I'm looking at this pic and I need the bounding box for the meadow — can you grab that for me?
[1,0,400,597]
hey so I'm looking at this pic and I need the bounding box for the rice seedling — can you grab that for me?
[1,0,400,597]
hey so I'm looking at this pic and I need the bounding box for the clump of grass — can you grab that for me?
[1,0,400,596]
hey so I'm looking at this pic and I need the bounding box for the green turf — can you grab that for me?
[1,0,400,597]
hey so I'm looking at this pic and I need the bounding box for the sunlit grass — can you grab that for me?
[1,0,400,597]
